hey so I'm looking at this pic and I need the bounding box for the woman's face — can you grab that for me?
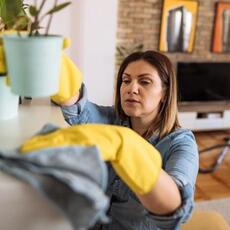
[120,60,164,121]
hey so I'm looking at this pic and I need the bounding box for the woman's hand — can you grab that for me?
[20,124,162,195]
[51,53,83,106]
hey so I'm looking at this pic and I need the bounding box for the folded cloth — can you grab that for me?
[0,124,109,230]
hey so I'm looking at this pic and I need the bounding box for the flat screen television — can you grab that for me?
[177,62,230,103]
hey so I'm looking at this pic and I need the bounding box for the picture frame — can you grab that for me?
[159,0,199,53]
[212,1,230,53]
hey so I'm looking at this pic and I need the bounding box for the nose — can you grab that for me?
[127,81,139,95]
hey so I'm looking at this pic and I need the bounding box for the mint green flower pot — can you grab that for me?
[0,76,19,120]
[3,35,63,97]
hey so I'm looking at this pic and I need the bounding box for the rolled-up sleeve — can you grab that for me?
[61,84,116,125]
[145,183,194,229]
[146,131,199,229]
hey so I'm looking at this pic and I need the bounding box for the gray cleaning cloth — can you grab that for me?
[0,124,109,230]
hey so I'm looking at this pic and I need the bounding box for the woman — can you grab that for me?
[51,50,199,229]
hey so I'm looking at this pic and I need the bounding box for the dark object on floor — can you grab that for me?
[199,137,230,173]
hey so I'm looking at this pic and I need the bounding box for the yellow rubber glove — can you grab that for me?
[0,31,13,85]
[20,124,162,195]
[51,53,83,105]
[0,36,7,74]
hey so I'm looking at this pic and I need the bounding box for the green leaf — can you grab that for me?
[0,0,25,28]
[6,0,23,17]
[46,2,71,15]
[13,15,29,30]
[0,0,7,19]
[29,5,38,17]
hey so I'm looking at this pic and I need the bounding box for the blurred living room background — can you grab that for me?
[23,0,230,226]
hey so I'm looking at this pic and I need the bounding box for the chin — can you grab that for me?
[123,108,140,117]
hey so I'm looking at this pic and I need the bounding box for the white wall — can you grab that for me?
[26,0,118,105]
[70,0,118,105]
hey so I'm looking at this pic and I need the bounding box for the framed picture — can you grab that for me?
[212,1,230,53]
[159,0,198,53]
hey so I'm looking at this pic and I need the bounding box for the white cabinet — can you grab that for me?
[179,110,230,131]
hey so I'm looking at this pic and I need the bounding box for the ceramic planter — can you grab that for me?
[0,76,19,120]
[3,35,63,97]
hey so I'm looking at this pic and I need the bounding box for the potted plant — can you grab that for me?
[2,0,71,97]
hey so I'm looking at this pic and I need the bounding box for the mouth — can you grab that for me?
[125,99,140,104]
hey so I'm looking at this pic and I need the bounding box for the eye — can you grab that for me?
[140,79,151,85]
[122,78,131,84]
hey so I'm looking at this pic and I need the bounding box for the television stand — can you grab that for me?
[178,101,230,131]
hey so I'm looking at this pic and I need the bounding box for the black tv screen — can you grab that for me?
[177,62,230,102]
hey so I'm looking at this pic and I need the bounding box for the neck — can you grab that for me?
[131,117,153,136]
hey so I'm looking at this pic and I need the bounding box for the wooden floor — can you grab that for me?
[194,129,230,201]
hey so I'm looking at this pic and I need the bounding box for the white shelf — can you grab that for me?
[0,98,71,230]
[0,98,68,149]
[179,110,230,131]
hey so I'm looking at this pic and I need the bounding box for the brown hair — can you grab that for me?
[114,50,180,139]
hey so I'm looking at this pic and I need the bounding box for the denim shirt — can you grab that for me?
[61,85,199,230]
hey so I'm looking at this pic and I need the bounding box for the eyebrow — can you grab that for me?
[122,73,153,78]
